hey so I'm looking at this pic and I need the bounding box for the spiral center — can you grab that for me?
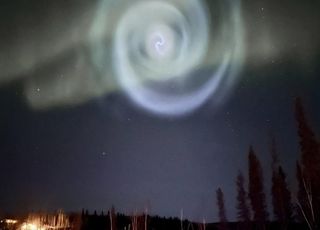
[146,24,176,61]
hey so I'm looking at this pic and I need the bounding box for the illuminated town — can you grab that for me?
[0,211,71,230]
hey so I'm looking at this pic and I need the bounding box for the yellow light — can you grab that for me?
[4,219,18,224]
[20,222,42,230]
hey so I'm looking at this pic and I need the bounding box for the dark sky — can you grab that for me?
[0,0,320,222]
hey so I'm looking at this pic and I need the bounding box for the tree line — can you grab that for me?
[216,98,320,230]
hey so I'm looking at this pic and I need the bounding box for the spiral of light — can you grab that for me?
[90,0,244,116]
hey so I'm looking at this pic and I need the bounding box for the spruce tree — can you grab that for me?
[248,146,269,227]
[216,187,228,230]
[236,171,251,229]
[295,98,320,227]
[270,137,292,226]
[272,166,292,228]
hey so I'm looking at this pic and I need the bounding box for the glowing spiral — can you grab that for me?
[90,0,244,116]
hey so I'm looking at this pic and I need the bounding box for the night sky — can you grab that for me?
[0,0,320,223]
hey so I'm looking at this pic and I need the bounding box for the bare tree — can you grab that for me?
[296,162,316,230]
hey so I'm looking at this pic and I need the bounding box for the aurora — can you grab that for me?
[90,0,245,116]
[0,0,245,116]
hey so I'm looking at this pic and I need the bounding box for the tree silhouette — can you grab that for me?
[296,162,307,222]
[295,98,320,228]
[296,161,317,230]
[216,187,228,230]
[248,146,269,228]
[236,171,251,229]
[272,166,292,229]
[270,137,292,228]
